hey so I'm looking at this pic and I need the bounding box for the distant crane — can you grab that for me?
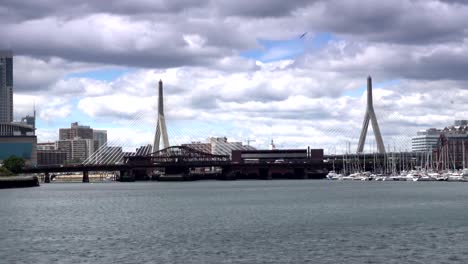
[246,139,256,147]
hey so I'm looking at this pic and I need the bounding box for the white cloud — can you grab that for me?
[5,0,468,154]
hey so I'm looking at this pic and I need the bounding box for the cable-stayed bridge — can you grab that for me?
[24,79,327,182]
[23,76,425,182]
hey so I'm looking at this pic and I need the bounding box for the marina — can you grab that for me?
[325,148,468,182]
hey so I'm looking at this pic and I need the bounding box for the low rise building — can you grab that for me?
[37,142,57,150]
[37,150,67,166]
[412,128,442,152]
[210,137,253,157]
[413,120,468,168]
[182,142,212,153]
[232,149,323,164]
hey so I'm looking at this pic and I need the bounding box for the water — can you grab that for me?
[1,181,468,264]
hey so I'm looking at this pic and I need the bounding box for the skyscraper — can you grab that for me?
[59,122,94,140]
[0,51,37,166]
[0,50,13,123]
[93,129,108,148]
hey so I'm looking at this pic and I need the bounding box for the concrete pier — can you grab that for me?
[0,176,40,189]
[82,171,89,183]
[44,172,50,183]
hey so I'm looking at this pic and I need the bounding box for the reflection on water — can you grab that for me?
[1,181,468,263]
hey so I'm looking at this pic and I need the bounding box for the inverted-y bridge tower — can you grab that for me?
[357,76,386,154]
[153,79,170,152]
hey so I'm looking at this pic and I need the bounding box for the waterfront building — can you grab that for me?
[414,120,468,169]
[210,137,254,158]
[0,51,37,166]
[412,128,442,152]
[93,129,108,149]
[182,138,254,157]
[0,136,37,166]
[89,146,123,164]
[37,150,67,166]
[0,122,35,136]
[181,142,212,154]
[37,142,57,151]
[232,149,324,163]
[454,120,468,126]
[412,120,468,152]
[55,123,108,163]
[135,145,153,156]
[57,138,95,163]
[0,50,13,124]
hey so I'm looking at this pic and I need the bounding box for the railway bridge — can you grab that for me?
[23,146,327,182]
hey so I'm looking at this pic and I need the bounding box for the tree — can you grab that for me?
[0,166,13,176]
[3,156,25,174]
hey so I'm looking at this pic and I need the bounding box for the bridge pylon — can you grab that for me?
[357,76,386,154]
[153,79,170,152]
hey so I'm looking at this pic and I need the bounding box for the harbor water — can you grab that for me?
[1,180,468,263]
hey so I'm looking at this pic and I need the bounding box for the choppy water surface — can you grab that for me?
[1,181,468,263]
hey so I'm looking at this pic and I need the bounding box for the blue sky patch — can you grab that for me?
[344,79,401,97]
[65,68,134,81]
[241,32,337,62]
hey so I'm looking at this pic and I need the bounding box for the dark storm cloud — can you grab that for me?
[0,0,206,22]
[2,0,468,86]
[307,0,468,44]
[215,0,314,17]
[376,45,468,81]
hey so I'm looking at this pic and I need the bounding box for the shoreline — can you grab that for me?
[0,176,40,189]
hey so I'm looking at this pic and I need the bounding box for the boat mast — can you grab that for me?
[463,141,466,169]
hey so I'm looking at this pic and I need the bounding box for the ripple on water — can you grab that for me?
[1,181,468,263]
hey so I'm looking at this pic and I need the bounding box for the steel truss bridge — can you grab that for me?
[24,146,327,182]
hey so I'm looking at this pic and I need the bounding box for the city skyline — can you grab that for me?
[2,0,468,152]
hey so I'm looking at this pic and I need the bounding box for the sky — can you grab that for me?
[2,0,468,153]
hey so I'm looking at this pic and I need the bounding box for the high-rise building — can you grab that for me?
[55,123,108,164]
[59,122,93,140]
[57,138,95,163]
[0,51,37,166]
[0,50,13,123]
[93,129,108,148]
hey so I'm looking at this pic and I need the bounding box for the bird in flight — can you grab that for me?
[299,32,308,39]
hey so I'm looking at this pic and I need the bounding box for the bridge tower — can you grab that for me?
[153,79,169,152]
[357,76,386,154]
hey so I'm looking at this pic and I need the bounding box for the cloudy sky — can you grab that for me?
[2,0,468,153]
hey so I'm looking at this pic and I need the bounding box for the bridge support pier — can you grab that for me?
[44,172,50,183]
[83,171,89,183]
[119,170,135,182]
[219,167,238,180]
[294,168,307,179]
[259,168,271,180]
